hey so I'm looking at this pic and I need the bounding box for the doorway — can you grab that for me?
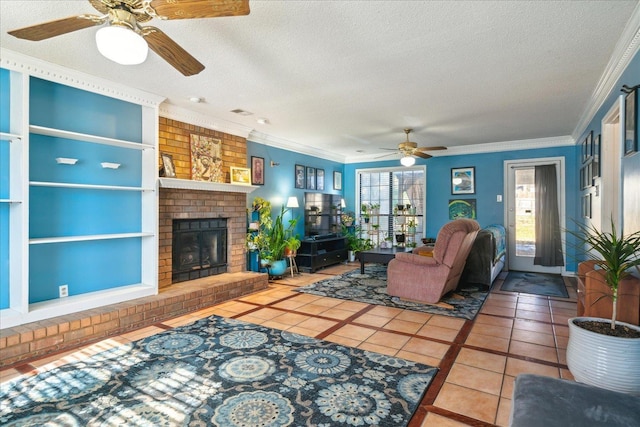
[504,157,565,274]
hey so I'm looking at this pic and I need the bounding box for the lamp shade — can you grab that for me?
[96,25,148,65]
[400,156,416,167]
[286,196,299,208]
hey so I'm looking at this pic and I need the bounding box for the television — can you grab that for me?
[304,193,342,239]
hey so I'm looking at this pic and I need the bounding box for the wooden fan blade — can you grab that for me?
[149,0,250,20]
[141,27,205,76]
[8,15,105,41]
[414,152,432,159]
[415,146,447,151]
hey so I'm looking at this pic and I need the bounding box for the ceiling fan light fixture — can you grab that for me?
[400,156,415,167]
[96,25,148,65]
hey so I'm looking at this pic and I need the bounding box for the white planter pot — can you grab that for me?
[567,317,640,395]
[348,251,356,262]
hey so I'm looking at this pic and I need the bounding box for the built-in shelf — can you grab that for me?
[101,162,121,169]
[159,177,258,194]
[0,132,22,142]
[56,157,78,165]
[30,232,155,245]
[30,181,154,191]
[0,199,22,203]
[30,125,154,151]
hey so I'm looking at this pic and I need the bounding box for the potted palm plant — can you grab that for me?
[566,219,640,394]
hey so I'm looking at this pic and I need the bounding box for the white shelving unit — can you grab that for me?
[0,51,165,328]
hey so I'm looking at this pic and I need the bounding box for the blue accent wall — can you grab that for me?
[0,68,9,309]
[246,141,344,239]
[345,145,580,271]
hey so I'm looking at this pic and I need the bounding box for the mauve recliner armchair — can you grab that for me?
[387,219,480,304]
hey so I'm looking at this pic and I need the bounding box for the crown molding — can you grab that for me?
[0,48,165,107]
[344,135,575,163]
[159,103,253,138]
[248,131,346,163]
[572,2,640,139]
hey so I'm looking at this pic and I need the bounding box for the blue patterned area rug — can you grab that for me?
[296,265,489,320]
[500,271,569,298]
[0,315,437,426]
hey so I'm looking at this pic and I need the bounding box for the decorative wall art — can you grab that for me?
[582,131,593,163]
[230,167,251,185]
[251,156,264,185]
[449,199,477,220]
[190,134,223,182]
[333,171,342,190]
[593,133,601,178]
[316,169,325,191]
[160,152,176,178]
[295,164,305,189]
[451,167,475,194]
[306,167,316,190]
[625,88,637,156]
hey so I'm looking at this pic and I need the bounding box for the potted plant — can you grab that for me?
[342,224,372,262]
[341,211,355,227]
[565,219,640,394]
[361,203,370,223]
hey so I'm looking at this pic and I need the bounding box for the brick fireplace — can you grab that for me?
[159,182,250,289]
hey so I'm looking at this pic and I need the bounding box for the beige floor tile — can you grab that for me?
[395,310,433,324]
[455,348,506,373]
[332,324,376,341]
[551,313,571,326]
[495,397,512,426]
[235,314,266,325]
[216,301,258,314]
[560,368,575,380]
[510,329,555,347]
[248,308,286,320]
[367,305,405,318]
[504,358,559,378]
[0,368,23,383]
[311,297,343,308]
[446,363,503,395]
[333,300,370,312]
[465,332,510,352]
[121,326,165,342]
[555,334,569,349]
[416,324,459,342]
[470,323,512,339]
[501,375,515,398]
[295,303,330,316]
[323,334,362,348]
[480,305,516,317]
[271,312,311,326]
[321,307,356,320]
[271,299,309,310]
[421,413,470,426]
[517,302,550,313]
[475,314,514,328]
[290,294,323,303]
[260,320,292,331]
[517,295,549,306]
[162,315,198,327]
[395,350,441,367]
[427,315,466,330]
[296,317,338,333]
[553,324,570,337]
[357,342,399,356]
[434,382,500,424]
[354,313,391,328]
[513,318,554,335]
[508,340,558,363]
[383,318,423,334]
[365,330,410,349]
[515,309,552,322]
[286,325,318,338]
[402,337,450,359]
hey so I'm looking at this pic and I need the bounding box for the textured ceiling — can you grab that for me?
[1,1,638,162]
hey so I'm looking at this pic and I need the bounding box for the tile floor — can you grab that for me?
[0,262,577,426]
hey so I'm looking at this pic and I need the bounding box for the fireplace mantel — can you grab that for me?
[159,178,258,194]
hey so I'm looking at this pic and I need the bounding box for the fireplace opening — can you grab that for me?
[172,218,227,283]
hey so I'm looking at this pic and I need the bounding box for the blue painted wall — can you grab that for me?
[1,68,10,309]
[246,140,344,239]
[345,145,580,271]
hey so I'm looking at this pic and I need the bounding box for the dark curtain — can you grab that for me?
[534,165,564,266]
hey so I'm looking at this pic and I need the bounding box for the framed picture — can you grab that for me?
[190,134,223,182]
[333,171,342,190]
[625,89,637,156]
[251,156,264,185]
[295,164,305,189]
[230,167,251,185]
[306,167,316,190]
[160,152,176,178]
[451,167,475,195]
[593,134,600,178]
[316,169,325,191]
[449,199,477,220]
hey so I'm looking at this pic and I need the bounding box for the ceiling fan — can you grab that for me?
[7,0,250,76]
[379,128,447,165]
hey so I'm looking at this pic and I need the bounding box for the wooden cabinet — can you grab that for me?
[296,237,347,273]
[577,261,640,326]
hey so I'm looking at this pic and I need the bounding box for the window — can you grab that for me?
[357,166,426,243]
